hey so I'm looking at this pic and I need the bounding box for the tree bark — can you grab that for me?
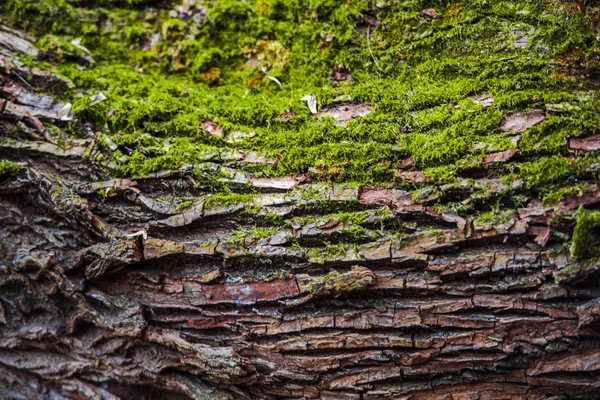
[2,1,600,399]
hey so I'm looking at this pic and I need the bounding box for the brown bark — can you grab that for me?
[1,15,600,400]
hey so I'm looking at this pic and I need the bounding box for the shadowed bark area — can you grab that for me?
[2,1,600,399]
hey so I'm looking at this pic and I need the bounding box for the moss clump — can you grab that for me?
[1,0,599,200]
[520,157,579,188]
[227,226,276,246]
[542,183,589,207]
[571,206,600,259]
[424,165,457,184]
[265,270,289,282]
[175,199,194,211]
[475,209,514,226]
[306,241,358,264]
[0,161,19,178]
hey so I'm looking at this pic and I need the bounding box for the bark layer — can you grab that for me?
[2,1,600,399]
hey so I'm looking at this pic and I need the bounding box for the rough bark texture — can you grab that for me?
[2,1,600,399]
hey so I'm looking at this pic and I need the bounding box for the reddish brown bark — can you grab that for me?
[1,14,600,400]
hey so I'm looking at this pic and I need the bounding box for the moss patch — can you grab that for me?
[0,160,19,178]
[1,0,598,187]
[2,0,600,256]
[571,206,600,259]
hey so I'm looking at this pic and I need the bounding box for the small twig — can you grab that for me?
[367,25,383,71]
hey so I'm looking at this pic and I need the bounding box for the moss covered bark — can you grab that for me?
[2,0,600,399]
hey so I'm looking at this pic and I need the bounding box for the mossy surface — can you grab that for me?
[2,0,600,259]
[571,206,600,259]
[0,160,19,178]
[2,0,599,186]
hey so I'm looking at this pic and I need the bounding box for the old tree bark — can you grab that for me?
[2,0,600,399]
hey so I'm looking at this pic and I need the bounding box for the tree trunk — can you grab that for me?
[2,1,600,399]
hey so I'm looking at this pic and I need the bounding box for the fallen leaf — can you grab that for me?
[265,75,282,87]
[70,38,92,56]
[201,121,225,138]
[57,103,73,121]
[244,76,263,96]
[420,9,437,18]
[301,94,318,114]
[244,75,282,96]
[89,92,107,106]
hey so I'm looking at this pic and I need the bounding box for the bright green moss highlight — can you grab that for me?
[424,165,457,184]
[227,226,276,246]
[0,160,19,178]
[2,0,599,196]
[474,208,515,228]
[542,183,590,207]
[520,156,583,188]
[571,206,600,259]
[175,200,194,211]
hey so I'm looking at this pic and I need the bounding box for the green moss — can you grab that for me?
[265,270,290,282]
[424,165,457,184]
[307,242,356,264]
[542,183,589,207]
[227,226,276,246]
[309,270,340,294]
[204,193,255,209]
[1,0,599,205]
[520,156,584,188]
[175,200,194,211]
[289,208,393,241]
[0,161,19,178]
[475,209,514,227]
[571,206,600,259]
[433,201,472,216]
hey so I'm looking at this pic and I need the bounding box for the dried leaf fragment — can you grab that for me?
[265,75,282,87]
[244,75,282,96]
[56,103,73,121]
[70,38,92,56]
[201,121,225,138]
[420,9,437,18]
[301,94,318,114]
[89,92,107,106]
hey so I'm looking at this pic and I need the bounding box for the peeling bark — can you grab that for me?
[2,3,600,400]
